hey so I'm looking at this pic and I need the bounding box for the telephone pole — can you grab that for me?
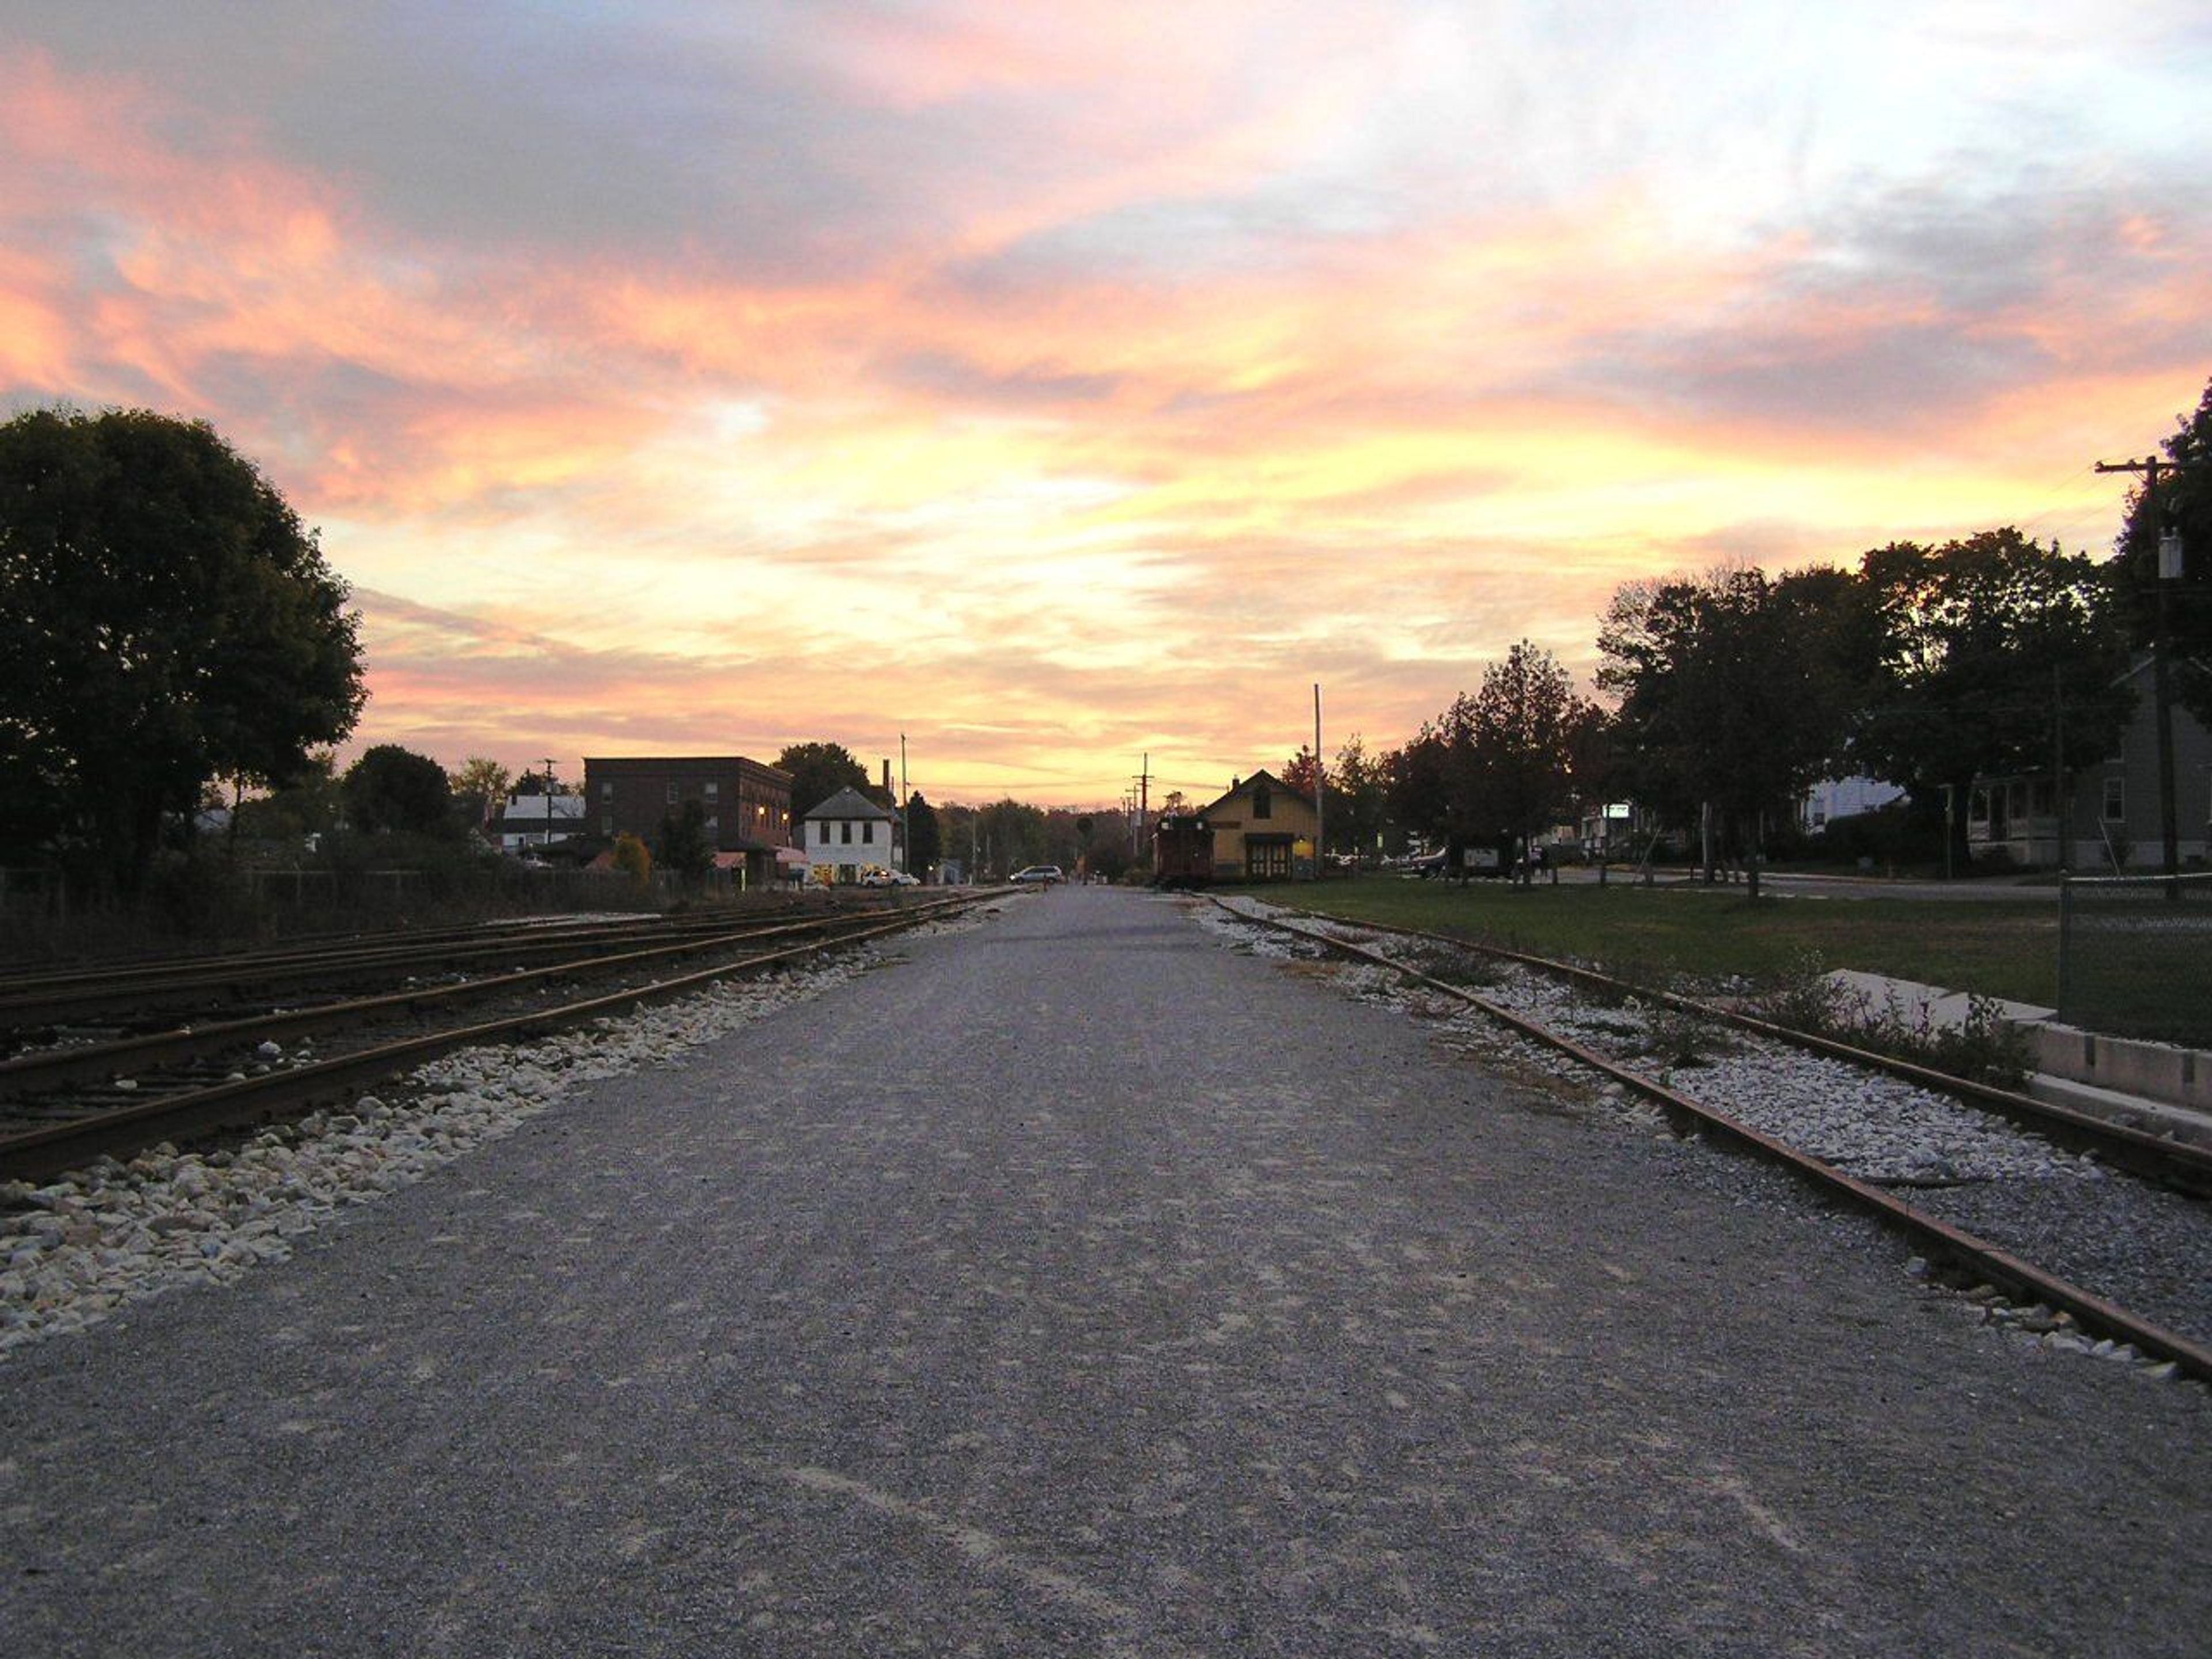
[1132,752,1153,865]
[1313,683,1325,876]
[541,756,556,853]
[2096,455,2181,881]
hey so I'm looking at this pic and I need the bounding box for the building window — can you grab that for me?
[815,821,828,846]
[842,822,853,844]
[1252,782,1272,820]
[601,813,613,835]
[705,815,718,834]
[2103,777,2126,822]
[704,781,719,801]
[600,782,612,802]
[863,822,876,844]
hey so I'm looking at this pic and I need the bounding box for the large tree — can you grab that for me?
[774,741,869,821]
[0,408,364,891]
[1328,733,1388,859]
[2111,375,2212,728]
[906,792,942,876]
[1598,565,1869,890]
[654,798,715,881]
[344,745,457,839]
[1856,529,2133,874]
[1467,641,1592,880]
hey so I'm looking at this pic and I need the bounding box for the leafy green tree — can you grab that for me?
[1328,733,1388,859]
[0,407,364,891]
[1467,642,1593,880]
[234,753,344,844]
[449,756,512,829]
[344,745,457,838]
[1599,566,1870,889]
[1856,529,2133,874]
[654,798,716,881]
[774,741,869,820]
[975,798,1047,876]
[1281,745,1320,798]
[2111,375,2212,727]
[907,793,943,876]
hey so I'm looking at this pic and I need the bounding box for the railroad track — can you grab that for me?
[1204,894,2212,1387]
[0,890,1001,1183]
[0,899,874,1036]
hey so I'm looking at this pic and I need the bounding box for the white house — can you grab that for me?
[801,787,900,882]
[496,790,586,853]
[1800,775,1907,835]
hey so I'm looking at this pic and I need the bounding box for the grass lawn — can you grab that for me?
[1278,877,2062,1006]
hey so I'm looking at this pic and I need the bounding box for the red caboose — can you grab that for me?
[1152,812,1214,887]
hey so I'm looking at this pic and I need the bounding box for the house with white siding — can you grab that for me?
[802,787,900,882]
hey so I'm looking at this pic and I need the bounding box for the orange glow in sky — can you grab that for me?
[3,6,2208,804]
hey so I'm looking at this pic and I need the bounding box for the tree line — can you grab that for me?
[6,377,2205,897]
[1296,377,2210,882]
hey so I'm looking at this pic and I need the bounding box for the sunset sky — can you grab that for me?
[5,3,2208,807]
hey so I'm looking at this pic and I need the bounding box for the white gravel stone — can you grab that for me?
[1195,895,2212,1378]
[0,929,937,1360]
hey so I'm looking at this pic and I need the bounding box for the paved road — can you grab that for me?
[5,889,2208,1656]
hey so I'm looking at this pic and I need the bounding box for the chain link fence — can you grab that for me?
[2058,872,2212,1047]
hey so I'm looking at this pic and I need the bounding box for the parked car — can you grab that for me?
[859,867,922,887]
[1008,865,1064,886]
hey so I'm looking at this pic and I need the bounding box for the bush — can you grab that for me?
[612,834,653,890]
[1819,802,1940,869]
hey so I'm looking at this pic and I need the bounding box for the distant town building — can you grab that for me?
[1799,776,1907,835]
[1971,657,2211,869]
[496,790,585,853]
[1198,770,1317,882]
[802,786,900,882]
[581,755,793,888]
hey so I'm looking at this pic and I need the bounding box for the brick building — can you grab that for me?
[581,756,793,888]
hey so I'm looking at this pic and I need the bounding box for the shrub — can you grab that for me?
[612,834,653,890]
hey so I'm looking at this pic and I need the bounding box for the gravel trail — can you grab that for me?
[1213,896,2212,1355]
[2,888,2207,1657]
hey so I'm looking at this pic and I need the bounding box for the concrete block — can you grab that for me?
[2031,1022,2212,1113]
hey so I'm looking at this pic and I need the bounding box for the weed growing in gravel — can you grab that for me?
[1638,1000,1730,1068]
[1752,954,2031,1089]
[1403,944,1503,990]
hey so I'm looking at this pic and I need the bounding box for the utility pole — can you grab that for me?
[899,733,909,875]
[1132,753,1153,865]
[1313,683,1325,877]
[2096,455,2181,883]
[2052,664,2070,874]
[542,756,556,853]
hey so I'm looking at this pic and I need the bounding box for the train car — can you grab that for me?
[1152,812,1215,888]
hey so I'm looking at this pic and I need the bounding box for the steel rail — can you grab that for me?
[0,892,998,1184]
[0,908,897,1097]
[1210,897,2212,1387]
[0,906,734,994]
[1251,900,2212,1198]
[0,905,865,1027]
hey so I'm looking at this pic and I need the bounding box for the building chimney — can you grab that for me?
[882,759,893,797]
